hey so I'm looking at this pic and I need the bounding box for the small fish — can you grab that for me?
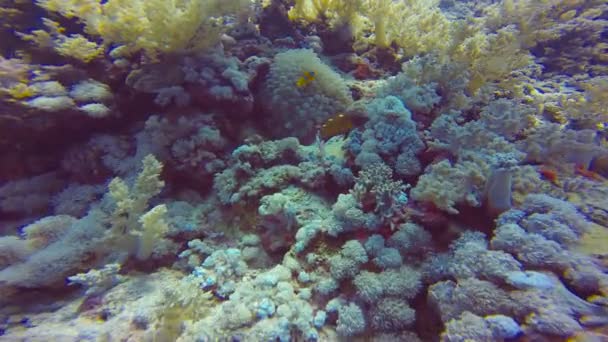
[319,111,368,140]
[320,113,353,140]
[538,167,559,186]
[596,122,608,141]
[295,71,315,88]
[575,165,604,181]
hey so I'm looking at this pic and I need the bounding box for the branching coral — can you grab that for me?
[423,231,522,283]
[214,137,337,205]
[520,122,606,168]
[492,194,608,297]
[352,162,409,223]
[450,26,534,94]
[362,0,454,54]
[441,312,521,341]
[412,105,529,214]
[67,263,125,296]
[288,0,536,96]
[289,0,456,55]
[108,154,164,232]
[411,159,485,214]
[482,0,608,75]
[1,1,607,341]
[36,0,251,58]
[347,96,425,176]
[0,56,31,89]
[108,154,170,260]
[0,210,108,289]
[428,278,517,323]
[18,18,104,63]
[560,76,608,129]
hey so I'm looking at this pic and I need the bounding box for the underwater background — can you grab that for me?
[0,0,607,341]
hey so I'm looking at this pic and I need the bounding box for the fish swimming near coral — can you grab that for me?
[295,70,315,88]
[319,111,368,140]
[575,164,604,181]
[538,167,560,186]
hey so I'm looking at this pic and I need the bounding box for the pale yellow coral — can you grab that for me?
[483,0,608,63]
[575,223,608,258]
[452,26,534,94]
[289,0,367,40]
[107,155,168,260]
[55,34,104,62]
[17,28,53,49]
[36,0,251,59]
[370,0,455,55]
[484,0,579,41]
[0,56,32,90]
[289,0,456,56]
[0,7,24,29]
[555,76,608,128]
[137,204,169,260]
[288,0,538,96]
[6,82,36,99]
[36,0,100,19]
[109,154,164,234]
[18,18,103,63]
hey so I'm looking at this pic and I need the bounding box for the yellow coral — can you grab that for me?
[288,0,456,55]
[288,0,367,42]
[17,28,53,49]
[109,154,165,234]
[483,0,608,62]
[137,204,169,260]
[0,7,23,29]
[107,155,168,260]
[372,0,455,55]
[19,18,103,63]
[36,0,100,19]
[574,223,608,257]
[7,82,35,99]
[36,0,251,59]
[55,34,103,62]
[287,0,537,96]
[452,26,534,94]
[558,77,608,128]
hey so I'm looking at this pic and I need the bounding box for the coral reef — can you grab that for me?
[0,0,607,340]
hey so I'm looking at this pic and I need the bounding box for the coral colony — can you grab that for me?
[0,0,608,340]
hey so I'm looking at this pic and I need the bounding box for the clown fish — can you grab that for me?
[296,71,315,88]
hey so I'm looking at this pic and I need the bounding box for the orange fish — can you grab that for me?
[575,165,604,181]
[539,167,559,185]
